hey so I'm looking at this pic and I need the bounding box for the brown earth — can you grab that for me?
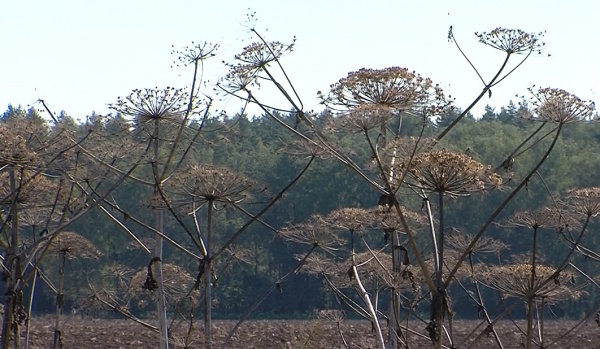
[14,317,600,348]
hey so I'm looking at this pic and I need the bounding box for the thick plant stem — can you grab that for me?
[204,201,214,349]
[540,298,545,348]
[25,269,38,349]
[525,227,538,349]
[154,207,169,349]
[151,115,169,349]
[1,170,20,349]
[436,53,511,142]
[352,265,385,349]
[53,251,66,349]
[424,197,439,285]
[525,297,534,349]
[437,192,445,288]
[444,124,564,288]
[389,231,403,348]
[433,192,446,349]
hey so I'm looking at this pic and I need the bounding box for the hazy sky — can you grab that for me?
[1,0,598,120]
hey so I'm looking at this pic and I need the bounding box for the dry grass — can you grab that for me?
[18,317,600,348]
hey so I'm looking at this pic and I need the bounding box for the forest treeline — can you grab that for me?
[3,102,599,319]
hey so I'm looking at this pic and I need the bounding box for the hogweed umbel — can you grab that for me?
[523,87,595,124]
[321,67,451,117]
[475,28,546,55]
[401,149,501,196]
[483,264,581,302]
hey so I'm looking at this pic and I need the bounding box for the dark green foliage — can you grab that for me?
[3,105,599,319]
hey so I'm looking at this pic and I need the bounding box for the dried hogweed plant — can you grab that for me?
[212,21,597,349]
[321,67,451,116]
[234,40,296,72]
[41,231,102,349]
[475,28,546,55]
[524,87,596,124]
[562,187,600,218]
[483,264,582,302]
[401,149,501,196]
[0,111,114,348]
[437,27,547,142]
[171,41,220,68]
[496,204,592,349]
[99,40,220,349]
[446,230,506,257]
[166,163,259,349]
[129,263,196,310]
[218,39,296,100]
[169,165,255,207]
[279,219,342,253]
[43,231,102,260]
[109,87,198,136]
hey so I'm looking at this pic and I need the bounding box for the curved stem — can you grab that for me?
[251,29,304,111]
[352,264,386,349]
[457,255,504,349]
[249,93,386,193]
[361,126,436,292]
[422,195,439,283]
[436,53,511,142]
[444,123,563,288]
[492,122,549,172]
[540,298,545,349]
[211,155,315,261]
[449,29,486,85]
[160,58,203,181]
[492,48,535,87]
[222,244,318,346]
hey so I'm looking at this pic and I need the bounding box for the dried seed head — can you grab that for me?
[524,87,595,124]
[401,149,500,195]
[501,207,573,232]
[323,67,451,117]
[446,230,506,255]
[109,87,205,135]
[562,187,600,218]
[171,41,219,67]
[219,39,294,94]
[44,231,102,260]
[475,28,546,54]
[300,254,337,275]
[129,263,196,307]
[0,123,40,168]
[320,207,376,232]
[168,165,254,206]
[219,65,260,94]
[110,87,187,122]
[483,264,581,302]
[282,137,331,160]
[317,309,345,322]
[234,40,295,70]
[0,170,58,208]
[279,218,342,252]
[338,104,393,133]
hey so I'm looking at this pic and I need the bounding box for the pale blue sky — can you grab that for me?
[1,1,598,120]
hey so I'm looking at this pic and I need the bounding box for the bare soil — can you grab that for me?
[15,317,600,348]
